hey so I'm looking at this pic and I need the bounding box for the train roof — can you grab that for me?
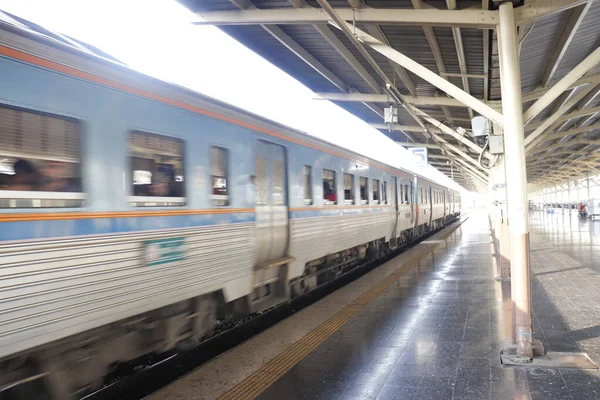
[0,11,457,191]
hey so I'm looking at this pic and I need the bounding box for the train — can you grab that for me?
[0,15,460,399]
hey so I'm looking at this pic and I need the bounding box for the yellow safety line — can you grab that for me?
[219,217,467,400]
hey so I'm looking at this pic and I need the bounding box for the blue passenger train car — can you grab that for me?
[0,17,460,398]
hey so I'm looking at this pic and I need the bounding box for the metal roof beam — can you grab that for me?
[541,122,600,142]
[524,47,600,123]
[225,0,385,121]
[446,0,474,120]
[441,72,486,79]
[194,8,499,28]
[315,0,429,139]
[553,84,600,132]
[525,104,600,151]
[482,0,490,100]
[411,0,457,124]
[313,24,382,94]
[412,107,495,160]
[541,2,592,87]
[529,139,600,155]
[396,142,442,149]
[362,24,417,96]
[371,123,432,133]
[522,73,600,102]
[526,105,600,131]
[314,92,471,106]
[515,0,590,25]
[340,23,504,125]
[429,133,489,179]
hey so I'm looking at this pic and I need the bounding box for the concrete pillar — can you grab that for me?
[499,2,534,361]
[567,182,571,218]
[489,105,511,280]
[587,175,591,201]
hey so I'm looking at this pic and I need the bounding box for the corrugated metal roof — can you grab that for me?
[179,0,600,188]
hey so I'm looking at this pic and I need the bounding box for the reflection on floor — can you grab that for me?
[256,212,600,400]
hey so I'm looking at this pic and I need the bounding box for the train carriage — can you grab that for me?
[0,18,460,398]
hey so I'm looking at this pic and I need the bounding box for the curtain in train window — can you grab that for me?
[129,131,185,206]
[322,169,336,205]
[344,173,355,204]
[360,177,368,204]
[210,146,229,206]
[0,104,84,208]
[304,165,312,205]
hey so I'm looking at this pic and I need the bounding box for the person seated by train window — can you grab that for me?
[149,172,170,197]
[323,181,336,203]
[39,160,79,192]
[5,159,38,191]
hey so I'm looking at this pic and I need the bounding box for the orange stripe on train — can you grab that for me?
[0,208,254,223]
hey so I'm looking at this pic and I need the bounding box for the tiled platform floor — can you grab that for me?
[257,212,600,400]
[152,211,600,400]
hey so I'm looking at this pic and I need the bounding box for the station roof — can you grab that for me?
[178,0,600,192]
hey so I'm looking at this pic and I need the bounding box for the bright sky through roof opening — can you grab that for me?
[0,0,464,191]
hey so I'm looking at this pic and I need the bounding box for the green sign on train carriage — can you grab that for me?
[144,237,185,266]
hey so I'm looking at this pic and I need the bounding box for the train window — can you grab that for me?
[419,188,423,204]
[382,181,388,204]
[303,165,312,205]
[323,169,337,205]
[404,184,409,204]
[256,155,267,205]
[0,105,84,208]
[210,147,229,206]
[372,179,380,204]
[399,184,404,204]
[273,159,284,205]
[344,173,355,205]
[359,177,368,204]
[129,131,185,207]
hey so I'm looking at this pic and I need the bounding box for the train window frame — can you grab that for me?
[372,179,380,204]
[303,165,313,205]
[344,173,355,205]
[128,130,186,208]
[322,169,337,206]
[0,104,85,209]
[399,184,404,205]
[210,146,229,207]
[382,181,388,204]
[359,176,368,205]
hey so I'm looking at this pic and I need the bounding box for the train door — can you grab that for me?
[428,186,433,226]
[410,180,415,225]
[392,176,399,239]
[254,140,289,264]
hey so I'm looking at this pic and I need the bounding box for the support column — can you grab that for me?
[490,116,510,280]
[498,2,534,361]
[567,182,571,219]
[587,175,591,202]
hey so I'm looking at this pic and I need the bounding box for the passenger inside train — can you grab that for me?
[1,158,81,192]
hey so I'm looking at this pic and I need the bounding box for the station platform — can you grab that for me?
[151,211,600,400]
